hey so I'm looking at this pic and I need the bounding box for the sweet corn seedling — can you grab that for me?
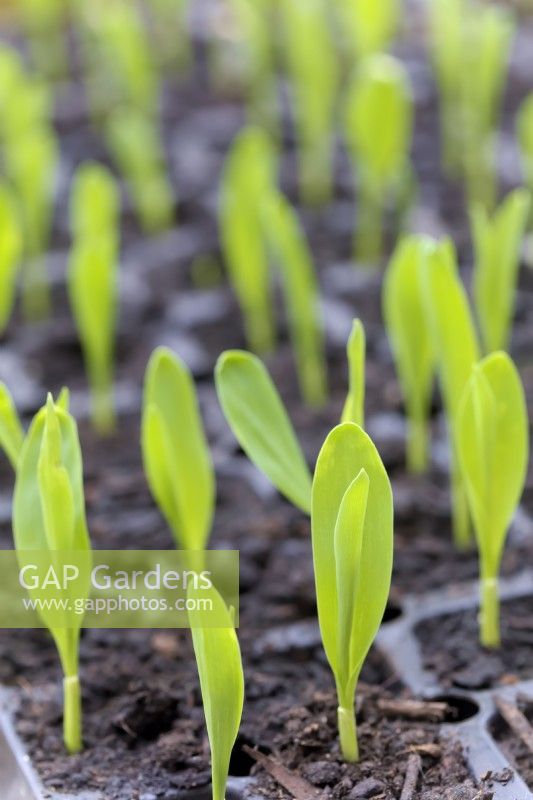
[69,164,120,434]
[335,0,399,60]
[142,347,215,551]
[13,395,92,754]
[215,350,312,513]
[383,236,435,473]
[281,0,339,204]
[106,108,174,234]
[312,422,393,761]
[344,54,413,264]
[220,127,277,354]
[0,184,22,336]
[471,188,530,354]
[341,318,365,427]
[0,382,24,470]
[188,584,244,800]
[6,124,58,321]
[423,239,480,549]
[457,352,528,648]
[262,190,327,407]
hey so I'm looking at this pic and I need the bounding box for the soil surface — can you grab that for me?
[1,0,533,798]
[492,692,533,792]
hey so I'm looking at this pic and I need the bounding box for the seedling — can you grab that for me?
[312,422,393,760]
[13,395,92,753]
[188,584,244,800]
[148,0,191,73]
[457,352,528,647]
[281,0,339,204]
[215,350,312,513]
[341,319,365,427]
[423,239,480,549]
[383,236,435,473]
[344,54,413,264]
[0,183,22,336]
[262,190,327,407]
[106,107,174,233]
[517,94,533,214]
[0,382,24,470]
[5,124,58,320]
[68,164,120,434]
[471,188,530,353]
[219,126,277,354]
[336,0,399,60]
[142,347,215,551]
[17,0,68,78]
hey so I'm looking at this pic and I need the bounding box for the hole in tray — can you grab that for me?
[229,735,264,776]
[431,694,480,723]
[382,601,402,623]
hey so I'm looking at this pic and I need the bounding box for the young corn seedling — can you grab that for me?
[0,183,22,336]
[383,235,436,473]
[423,239,480,550]
[471,188,530,354]
[335,0,399,61]
[147,0,191,73]
[142,347,215,551]
[68,163,120,434]
[188,584,244,800]
[215,331,363,512]
[5,124,58,321]
[262,190,327,408]
[0,382,24,470]
[341,318,365,427]
[457,352,528,648]
[429,0,514,209]
[13,394,92,753]
[312,422,393,761]
[344,54,413,265]
[220,126,277,355]
[281,0,339,204]
[106,107,174,234]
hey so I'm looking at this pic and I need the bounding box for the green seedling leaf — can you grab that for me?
[188,584,244,800]
[457,352,528,647]
[518,93,533,205]
[344,54,413,263]
[383,235,435,473]
[6,124,58,321]
[312,422,393,761]
[281,0,339,204]
[17,0,68,78]
[471,188,530,353]
[0,183,22,335]
[106,108,173,233]
[13,395,92,753]
[142,347,215,551]
[220,126,277,354]
[336,0,399,59]
[70,161,120,247]
[262,190,327,407]
[0,382,24,470]
[423,239,480,549]
[215,350,312,513]
[341,319,365,427]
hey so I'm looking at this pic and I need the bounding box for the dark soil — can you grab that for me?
[416,595,533,691]
[491,692,533,791]
[1,1,533,798]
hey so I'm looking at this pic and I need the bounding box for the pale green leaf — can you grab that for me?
[0,382,24,470]
[215,350,312,513]
[70,162,119,246]
[262,190,327,407]
[0,183,22,333]
[311,423,393,684]
[188,584,244,800]
[471,188,530,353]
[341,319,365,426]
[457,352,528,577]
[142,347,215,550]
